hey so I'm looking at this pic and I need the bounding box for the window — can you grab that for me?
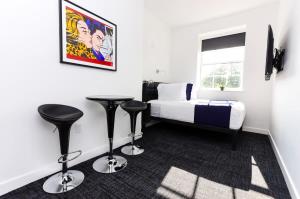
[200,32,246,91]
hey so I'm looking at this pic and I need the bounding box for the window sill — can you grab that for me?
[200,88,244,92]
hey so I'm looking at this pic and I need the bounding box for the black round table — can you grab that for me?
[86,95,134,173]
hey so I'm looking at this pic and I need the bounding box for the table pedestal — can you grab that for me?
[92,101,127,173]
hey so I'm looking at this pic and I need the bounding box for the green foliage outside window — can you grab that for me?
[201,63,242,89]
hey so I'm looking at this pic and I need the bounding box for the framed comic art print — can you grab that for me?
[59,0,117,71]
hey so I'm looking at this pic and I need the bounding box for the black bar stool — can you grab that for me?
[120,100,147,155]
[38,104,84,194]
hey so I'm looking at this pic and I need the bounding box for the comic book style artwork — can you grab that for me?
[60,0,117,71]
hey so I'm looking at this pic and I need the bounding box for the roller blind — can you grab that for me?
[201,32,246,52]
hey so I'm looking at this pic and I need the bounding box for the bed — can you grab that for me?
[142,81,246,150]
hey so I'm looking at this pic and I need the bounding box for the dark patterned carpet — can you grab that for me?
[1,123,291,199]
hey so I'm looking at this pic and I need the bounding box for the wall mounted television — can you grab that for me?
[265,25,285,81]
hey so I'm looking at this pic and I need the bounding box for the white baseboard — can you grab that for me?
[0,135,141,196]
[243,126,269,135]
[268,131,300,199]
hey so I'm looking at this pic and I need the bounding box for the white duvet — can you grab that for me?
[149,99,245,130]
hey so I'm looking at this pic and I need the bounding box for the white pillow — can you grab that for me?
[190,85,199,100]
[157,83,187,100]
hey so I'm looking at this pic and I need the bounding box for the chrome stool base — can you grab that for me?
[43,170,84,194]
[93,155,127,173]
[121,145,144,155]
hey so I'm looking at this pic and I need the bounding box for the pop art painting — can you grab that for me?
[60,0,117,71]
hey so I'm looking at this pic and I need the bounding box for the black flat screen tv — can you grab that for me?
[265,25,274,81]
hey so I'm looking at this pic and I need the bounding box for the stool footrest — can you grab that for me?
[58,150,82,163]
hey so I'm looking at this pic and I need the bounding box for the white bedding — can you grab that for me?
[149,99,245,130]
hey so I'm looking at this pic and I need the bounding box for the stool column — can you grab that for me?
[57,124,71,174]
[130,112,137,146]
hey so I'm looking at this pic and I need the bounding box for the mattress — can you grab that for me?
[149,99,245,130]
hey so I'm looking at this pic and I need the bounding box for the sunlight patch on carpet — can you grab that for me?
[157,166,197,198]
[251,156,269,189]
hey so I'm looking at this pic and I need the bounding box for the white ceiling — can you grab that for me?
[145,0,279,27]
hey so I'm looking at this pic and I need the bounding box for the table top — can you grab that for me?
[86,95,134,101]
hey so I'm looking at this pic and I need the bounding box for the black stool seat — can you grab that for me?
[38,104,83,123]
[120,100,147,112]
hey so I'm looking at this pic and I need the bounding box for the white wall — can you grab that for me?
[143,9,171,82]
[0,0,144,195]
[270,0,300,198]
[169,3,279,134]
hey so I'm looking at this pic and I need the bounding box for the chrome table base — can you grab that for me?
[121,145,144,155]
[43,170,84,194]
[93,155,127,173]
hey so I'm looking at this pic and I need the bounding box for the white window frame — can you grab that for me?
[197,25,247,92]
